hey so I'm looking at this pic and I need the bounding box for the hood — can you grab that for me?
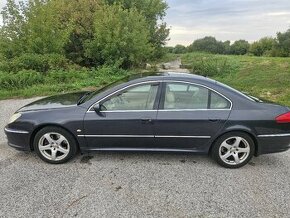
[18,92,87,112]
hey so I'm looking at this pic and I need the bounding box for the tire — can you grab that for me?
[34,126,77,164]
[211,132,255,169]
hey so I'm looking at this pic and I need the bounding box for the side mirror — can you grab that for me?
[93,103,101,113]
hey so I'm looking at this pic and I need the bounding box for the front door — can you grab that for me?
[83,82,160,150]
[154,82,231,151]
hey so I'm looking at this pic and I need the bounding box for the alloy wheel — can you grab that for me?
[218,136,250,165]
[38,132,70,161]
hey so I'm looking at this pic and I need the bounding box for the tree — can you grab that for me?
[0,0,26,58]
[172,44,187,54]
[54,0,101,65]
[223,40,231,54]
[249,37,275,56]
[188,36,225,54]
[105,0,169,58]
[23,0,73,55]
[0,0,73,56]
[274,29,290,57]
[85,4,153,68]
[1,0,168,68]
[230,40,250,55]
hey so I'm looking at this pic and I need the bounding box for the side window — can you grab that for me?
[101,83,158,111]
[210,92,231,109]
[164,83,209,109]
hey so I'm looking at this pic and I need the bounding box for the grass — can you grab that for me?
[163,53,290,106]
[0,67,131,100]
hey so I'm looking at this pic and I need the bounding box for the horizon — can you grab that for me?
[1,0,290,46]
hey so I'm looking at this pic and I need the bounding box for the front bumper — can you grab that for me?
[257,134,290,155]
[4,127,31,151]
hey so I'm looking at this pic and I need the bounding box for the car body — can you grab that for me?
[4,72,290,168]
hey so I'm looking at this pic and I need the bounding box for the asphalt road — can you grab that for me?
[0,97,290,218]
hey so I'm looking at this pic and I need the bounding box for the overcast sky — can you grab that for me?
[165,0,290,46]
[1,0,290,46]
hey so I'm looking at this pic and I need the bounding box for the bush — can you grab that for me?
[0,53,74,73]
[0,65,131,91]
[249,37,275,56]
[85,4,153,69]
[230,40,250,55]
[0,70,44,89]
[44,70,89,84]
[188,36,225,54]
[187,54,236,77]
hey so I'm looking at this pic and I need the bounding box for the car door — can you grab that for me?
[154,81,232,151]
[83,82,161,150]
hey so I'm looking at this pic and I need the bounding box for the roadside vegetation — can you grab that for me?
[0,0,168,99]
[163,53,290,106]
[167,30,290,57]
[0,66,131,99]
[0,0,289,106]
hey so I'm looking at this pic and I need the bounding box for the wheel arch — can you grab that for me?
[29,124,80,151]
[209,129,259,156]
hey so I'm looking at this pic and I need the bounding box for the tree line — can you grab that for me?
[168,29,290,57]
[0,0,169,71]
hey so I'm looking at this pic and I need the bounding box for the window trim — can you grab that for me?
[87,81,162,112]
[159,81,232,111]
[87,80,233,113]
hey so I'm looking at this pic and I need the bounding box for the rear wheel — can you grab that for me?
[211,132,255,168]
[34,127,77,164]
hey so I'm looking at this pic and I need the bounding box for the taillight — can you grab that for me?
[276,112,290,123]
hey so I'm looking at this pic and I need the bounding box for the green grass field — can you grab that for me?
[163,53,290,106]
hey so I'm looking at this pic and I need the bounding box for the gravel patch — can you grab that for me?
[0,98,290,217]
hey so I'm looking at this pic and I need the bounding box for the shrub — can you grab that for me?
[0,70,44,89]
[44,70,89,84]
[249,37,275,56]
[230,40,250,55]
[187,54,236,77]
[85,4,153,69]
[0,54,72,73]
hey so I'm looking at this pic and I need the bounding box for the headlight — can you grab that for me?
[8,113,21,124]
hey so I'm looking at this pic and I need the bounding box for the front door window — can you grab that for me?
[102,83,159,111]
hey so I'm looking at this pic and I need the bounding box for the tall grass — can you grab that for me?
[0,66,131,99]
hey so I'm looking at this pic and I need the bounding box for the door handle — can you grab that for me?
[141,118,153,124]
[209,118,221,122]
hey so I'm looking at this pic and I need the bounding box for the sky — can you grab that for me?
[1,0,290,46]
[165,0,290,46]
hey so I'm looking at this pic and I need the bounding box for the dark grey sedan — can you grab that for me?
[4,72,290,168]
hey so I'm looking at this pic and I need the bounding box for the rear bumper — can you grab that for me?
[4,127,31,151]
[257,133,290,155]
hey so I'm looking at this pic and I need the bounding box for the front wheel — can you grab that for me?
[211,132,255,168]
[34,127,77,164]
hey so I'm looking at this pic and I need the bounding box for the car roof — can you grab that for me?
[127,72,218,84]
[82,71,259,109]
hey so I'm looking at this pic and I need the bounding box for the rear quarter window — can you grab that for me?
[210,91,231,109]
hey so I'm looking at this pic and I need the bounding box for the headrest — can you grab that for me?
[166,91,175,103]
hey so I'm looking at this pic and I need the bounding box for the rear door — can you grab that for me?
[154,81,231,151]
